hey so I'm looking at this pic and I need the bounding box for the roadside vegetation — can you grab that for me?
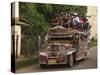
[89,37,97,48]
[15,56,38,70]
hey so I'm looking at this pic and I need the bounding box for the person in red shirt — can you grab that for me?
[51,15,60,26]
[79,16,84,30]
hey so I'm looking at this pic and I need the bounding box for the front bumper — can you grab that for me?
[39,56,67,65]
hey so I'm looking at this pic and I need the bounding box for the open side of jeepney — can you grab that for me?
[39,26,89,68]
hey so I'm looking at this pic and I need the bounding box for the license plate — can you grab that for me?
[48,60,56,64]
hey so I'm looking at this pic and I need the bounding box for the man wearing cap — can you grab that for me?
[72,12,80,29]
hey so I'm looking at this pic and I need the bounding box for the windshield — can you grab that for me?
[47,36,74,44]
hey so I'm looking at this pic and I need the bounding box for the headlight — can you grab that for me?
[39,54,47,63]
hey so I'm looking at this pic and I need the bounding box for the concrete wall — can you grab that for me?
[11,25,21,58]
[11,2,21,58]
[87,6,97,39]
[12,1,19,19]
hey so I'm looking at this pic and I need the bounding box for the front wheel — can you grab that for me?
[83,51,88,59]
[83,45,88,59]
[68,54,74,67]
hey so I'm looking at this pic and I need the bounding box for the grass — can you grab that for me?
[15,57,38,70]
[89,39,97,48]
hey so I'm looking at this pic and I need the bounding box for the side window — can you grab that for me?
[74,34,80,51]
[75,34,79,41]
[74,34,79,44]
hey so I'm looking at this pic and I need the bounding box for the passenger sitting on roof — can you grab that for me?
[63,14,69,28]
[69,13,73,28]
[58,15,64,26]
[78,15,84,30]
[59,10,64,17]
[51,15,60,26]
[83,18,89,31]
[72,13,80,29]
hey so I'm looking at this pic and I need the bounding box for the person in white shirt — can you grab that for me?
[72,13,80,29]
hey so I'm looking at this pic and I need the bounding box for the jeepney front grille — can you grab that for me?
[48,45,59,57]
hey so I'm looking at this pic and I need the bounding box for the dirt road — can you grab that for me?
[16,47,97,73]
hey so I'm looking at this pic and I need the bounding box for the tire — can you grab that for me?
[68,54,74,67]
[83,51,88,59]
[83,45,88,59]
[40,64,47,68]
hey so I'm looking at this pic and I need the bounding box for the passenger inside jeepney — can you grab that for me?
[73,34,80,51]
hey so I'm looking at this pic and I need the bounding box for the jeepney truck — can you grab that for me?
[39,26,90,68]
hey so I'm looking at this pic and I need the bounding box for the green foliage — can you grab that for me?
[16,57,38,69]
[89,38,97,47]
